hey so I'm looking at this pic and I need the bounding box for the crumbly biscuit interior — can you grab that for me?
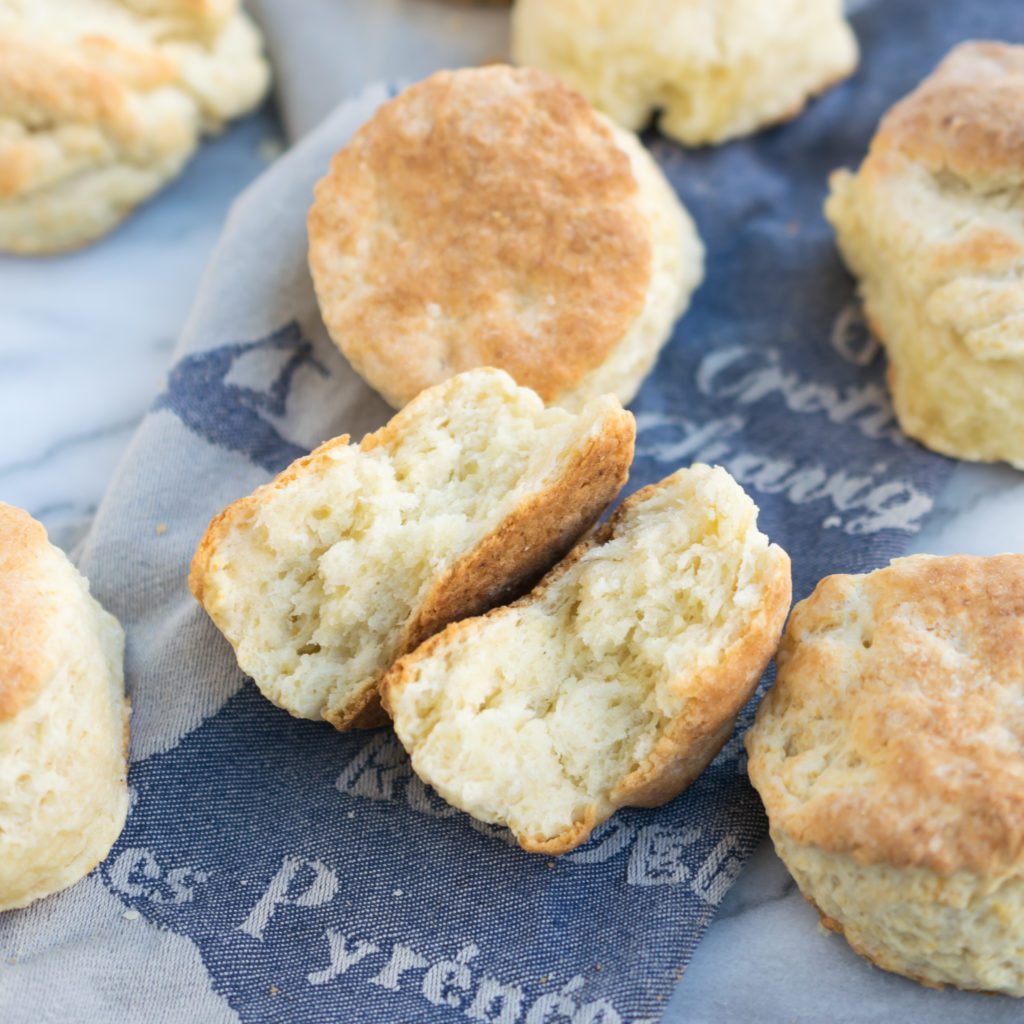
[391,465,777,842]
[205,377,613,720]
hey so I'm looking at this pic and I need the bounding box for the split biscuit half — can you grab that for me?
[190,368,635,729]
[382,464,791,853]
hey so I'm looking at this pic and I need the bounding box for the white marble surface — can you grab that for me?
[2,101,1024,1024]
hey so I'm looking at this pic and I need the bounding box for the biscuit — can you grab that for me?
[0,504,129,911]
[382,464,791,854]
[511,0,858,147]
[119,1,234,31]
[0,0,270,254]
[826,42,1024,469]
[308,65,703,412]
[746,554,1024,995]
[190,368,635,730]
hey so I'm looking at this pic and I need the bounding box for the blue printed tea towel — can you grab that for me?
[3,1,1018,1021]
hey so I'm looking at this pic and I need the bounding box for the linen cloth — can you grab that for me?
[3,1,1018,1021]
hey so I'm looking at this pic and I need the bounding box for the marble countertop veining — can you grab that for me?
[2,105,1024,1024]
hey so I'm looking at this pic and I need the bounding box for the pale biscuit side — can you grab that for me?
[0,504,129,911]
[557,121,704,410]
[826,42,1024,468]
[775,831,1024,996]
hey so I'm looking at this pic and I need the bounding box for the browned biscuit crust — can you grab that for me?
[0,1,269,253]
[307,65,652,407]
[0,503,56,721]
[873,41,1024,188]
[749,554,1024,876]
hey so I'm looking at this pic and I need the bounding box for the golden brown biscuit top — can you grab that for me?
[308,65,652,404]
[0,31,165,138]
[874,41,1024,188]
[0,503,59,722]
[748,554,1024,876]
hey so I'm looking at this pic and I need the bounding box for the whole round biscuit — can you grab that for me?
[308,65,699,410]
[0,0,269,254]
[512,0,858,146]
[0,503,129,910]
[747,554,1024,995]
[826,42,1024,469]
